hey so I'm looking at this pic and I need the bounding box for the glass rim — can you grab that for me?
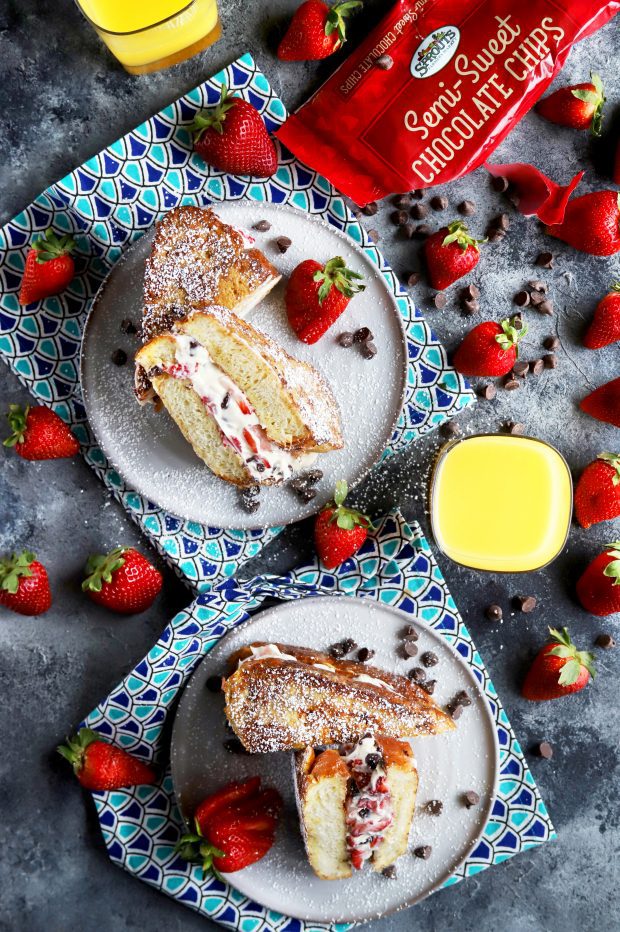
[75,0,197,36]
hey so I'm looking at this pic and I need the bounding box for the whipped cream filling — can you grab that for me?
[238,644,298,666]
[165,334,315,483]
[353,673,397,693]
[341,734,394,869]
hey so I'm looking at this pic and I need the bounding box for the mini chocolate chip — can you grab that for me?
[461,283,480,301]
[402,626,418,639]
[189,339,199,350]
[120,318,137,334]
[224,737,248,754]
[241,493,260,513]
[454,690,472,707]
[513,360,529,377]
[491,175,509,193]
[401,223,416,240]
[357,647,375,662]
[528,279,547,293]
[543,335,559,351]
[529,291,545,308]
[253,220,271,232]
[531,358,545,376]
[495,212,510,231]
[478,383,497,401]
[487,228,505,243]
[391,209,410,227]
[111,348,127,366]
[329,642,346,658]
[536,741,554,759]
[382,865,397,879]
[362,201,378,216]
[422,679,436,695]
[206,675,222,693]
[410,202,428,220]
[338,331,355,347]
[359,806,371,818]
[485,603,503,622]
[463,790,480,808]
[375,53,394,70]
[406,272,421,287]
[461,298,480,315]
[421,651,438,668]
[538,300,554,316]
[393,194,412,209]
[304,469,323,485]
[341,638,357,654]
[414,845,432,859]
[515,594,537,613]
[596,633,615,649]
[504,377,520,391]
[297,487,317,503]
[449,703,463,720]
[433,292,447,309]
[403,639,419,658]
[147,365,163,378]
[410,189,424,199]
[508,421,525,435]
[414,223,432,238]
[367,228,380,243]
[441,420,461,438]
[543,353,557,368]
[513,316,524,330]
[254,461,266,473]
[353,327,373,343]
[507,189,520,208]
[361,341,378,359]
[514,290,530,307]
[430,195,448,210]
[365,753,382,770]
[221,391,230,408]
[275,236,292,253]
[245,484,260,498]
[409,666,427,684]
[457,200,476,216]
[289,477,308,492]
[426,799,443,816]
[535,251,554,268]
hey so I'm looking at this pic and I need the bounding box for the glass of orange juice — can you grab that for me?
[75,0,222,74]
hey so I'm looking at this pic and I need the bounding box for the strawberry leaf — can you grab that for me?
[548,645,574,659]
[334,479,348,507]
[3,404,29,447]
[0,550,36,594]
[557,658,582,686]
[597,452,620,486]
[571,89,598,104]
[603,545,620,585]
[32,229,76,264]
[441,220,486,252]
[190,84,237,138]
[495,317,527,354]
[82,547,128,592]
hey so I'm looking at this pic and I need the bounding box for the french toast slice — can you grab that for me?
[223,643,455,752]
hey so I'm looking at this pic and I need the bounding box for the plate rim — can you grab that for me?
[169,594,501,925]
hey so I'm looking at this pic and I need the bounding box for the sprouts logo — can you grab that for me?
[411,26,460,78]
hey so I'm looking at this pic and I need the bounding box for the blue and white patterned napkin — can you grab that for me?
[0,53,474,592]
[83,511,554,931]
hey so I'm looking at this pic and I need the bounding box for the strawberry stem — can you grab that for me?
[324,1,363,47]
[32,228,76,265]
[495,316,528,356]
[175,818,225,878]
[441,220,486,252]
[325,480,372,531]
[190,84,238,139]
[547,626,596,682]
[0,550,35,594]
[82,547,128,593]
[313,256,365,305]
[56,728,100,775]
[571,72,605,136]
[3,404,29,447]
[603,542,620,587]
[597,452,620,486]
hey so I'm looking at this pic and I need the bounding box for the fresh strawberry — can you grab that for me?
[19,228,76,305]
[278,1,362,61]
[57,727,156,790]
[0,551,52,616]
[575,453,620,529]
[580,377,620,428]
[82,546,163,614]
[536,72,605,135]
[286,256,365,344]
[424,221,484,291]
[194,777,262,832]
[583,283,620,349]
[576,542,620,616]
[545,190,620,256]
[190,84,277,178]
[3,404,79,460]
[522,627,595,701]
[452,317,526,377]
[314,480,371,570]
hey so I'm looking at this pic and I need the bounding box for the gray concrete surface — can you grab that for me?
[1,2,619,930]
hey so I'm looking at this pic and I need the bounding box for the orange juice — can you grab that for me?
[430,434,572,573]
[76,0,221,74]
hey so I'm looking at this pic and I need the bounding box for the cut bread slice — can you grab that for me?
[294,747,350,880]
[141,205,281,341]
[134,307,343,486]
[223,642,455,752]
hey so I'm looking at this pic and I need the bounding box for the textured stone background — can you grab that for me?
[0,2,619,930]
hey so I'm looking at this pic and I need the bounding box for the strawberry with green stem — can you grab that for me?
[4,404,79,460]
[583,282,620,349]
[82,546,162,614]
[19,229,76,305]
[574,453,620,529]
[536,72,606,135]
[286,256,365,343]
[278,1,362,61]
[424,221,485,291]
[57,728,156,790]
[576,542,620,616]
[0,551,52,616]
[453,317,527,377]
[314,480,372,569]
[522,628,595,700]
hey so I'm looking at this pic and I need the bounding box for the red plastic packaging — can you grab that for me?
[277,0,619,205]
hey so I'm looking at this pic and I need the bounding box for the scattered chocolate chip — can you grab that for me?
[414,223,432,239]
[463,790,480,808]
[341,638,357,654]
[189,339,199,350]
[430,195,448,211]
[530,358,544,376]
[410,202,428,220]
[297,487,317,503]
[461,283,480,301]
[361,202,378,216]
[538,299,554,316]
[433,292,447,309]
[223,737,248,754]
[240,491,260,513]
[406,272,421,287]
[304,469,323,485]
[485,603,503,622]
[367,228,379,243]
[495,212,510,231]
[357,647,375,662]
[543,353,557,369]
[426,800,443,816]
[289,477,308,492]
[361,341,377,359]
[595,633,615,649]
[393,194,412,209]
[409,667,427,684]
[338,331,355,348]
[491,175,509,193]
[254,461,266,473]
[329,641,346,658]
[245,484,260,498]
[391,209,410,227]
[414,845,432,859]
[536,741,554,759]
[515,594,537,613]
[514,290,530,307]
[120,318,137,334]
[543,335,559,351]
[375,53,394,70]
[529,290,545,307]
[410,189,424,199]
[382,865,397,879]
[478,383,496,401]
[461,298,479,315]
[513,360,529,377]
[421,651,438,668]
[111,348,127,366]
[353,327,373,343]
[507,189,520,208]
[487,227,505,243]
[275,236,292,254]
[253,219,271,232]
[528,279,547,293]
[206,675,222,693]
[449,703,463,720]
[513,316,524,330]
[535,251,554,268]
[504,377,520,391]
[453,690,472,707]
[441,420,461,438]
[403,639,419,658]
[457,199,476,216]
[422,679,436,695]
[402,625,418,638]
[221,391,230,409]
[147,365,163,378]
[504,420,525,435]
[366,753,382,770]
[401,223,416,240]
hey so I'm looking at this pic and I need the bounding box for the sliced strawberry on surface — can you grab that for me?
[57,728,156,790]
[536,72,605,135]
[522,627,595,701]
[82,546,163,615]
[452,317,526,377]
[545,190,620,256]
[583,283,620,349]
[314,480,372,570]
[230,787,284,819]
[4,404,79,460]
[193,777,262,833]
[278,1,362,61]
[19,228,76,305]
[576,543,620,616]
[208,824,275,874]
[0,551,52,616]
[574,453,620,529]
[424,221,484,291]
[580,377,620,428]
[191,84,277,178]
[286,256,365,344]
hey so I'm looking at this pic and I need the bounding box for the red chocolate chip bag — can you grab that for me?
[277,0,618,205]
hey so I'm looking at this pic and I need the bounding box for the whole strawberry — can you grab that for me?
[576,542,620,616]
[546,190,620,256]
[191,84,277,178]
[583,283,620,349]
[278,1,362,61]
[19,228,76,305]
[57,728,156,790]
[0,551,52,616]
[580,377,620,428]
[314,480,371,570]
[424,221,484,291]
[453,317,526,377]
[575,453,620,529]
[82,547,162,614]
[536,72,605,135]
[522,627,595,701]
[3,404,79,460]
[286,256,365,344]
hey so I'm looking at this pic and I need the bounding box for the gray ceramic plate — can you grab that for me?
[80,201,407,529]
[170,596,499,925]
